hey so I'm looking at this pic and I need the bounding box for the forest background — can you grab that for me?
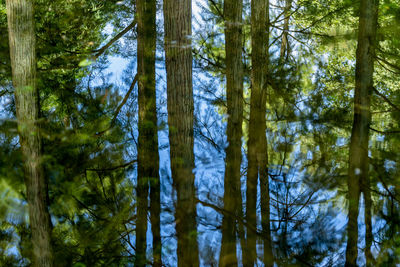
[0,0,400,266]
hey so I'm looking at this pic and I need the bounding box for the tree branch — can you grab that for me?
[96,74,138,136]
[373,87,400,112]
[0,90,10,98]
[93,19,137,60]
[86,159,137,172]
[376,56,400,73]
[111,74,138,125]
[369,127,400,135]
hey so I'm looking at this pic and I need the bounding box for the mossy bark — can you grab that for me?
[219,0,244,265]
[6,0,53,266]
[345,0,378,266]
[246,0,273,265]
[163,0,199,265]
[135,0,160,265]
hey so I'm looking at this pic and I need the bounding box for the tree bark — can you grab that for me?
[279,0,292,62]
[163,0,199,265]
[219,0,244,265]
[246,0,273,265]
[362,178,374,267]
[136,0,160,264]
[345,0,378,266]
[6,0,53,266]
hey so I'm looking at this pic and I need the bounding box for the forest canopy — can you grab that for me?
[0,0,400,266]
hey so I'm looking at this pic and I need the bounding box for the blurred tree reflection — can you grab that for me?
[1,0,400,266]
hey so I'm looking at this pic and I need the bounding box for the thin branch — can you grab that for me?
[369,127,400,135]
[208,0,224,20]
[270,3,300,25]
[372,87,400,112]
[96,74,138,136]
[111,74,138,125]
[376,56,400,74]
[72,195,108,221]
[288,192,314,220]
[93,19,137,60]
[370,158,400,203]
[376,57,400,75]
[0,90,10,97]
[86,159,137,172]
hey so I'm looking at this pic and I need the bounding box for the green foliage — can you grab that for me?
[1,0,400,265]
[0,0,137,265]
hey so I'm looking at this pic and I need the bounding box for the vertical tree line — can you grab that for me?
[248,0,273,265]
[345,0,379,266]
[163,0,199,265]
[219,0,244,265]
[6,0,53,266]
[135,0,161,264]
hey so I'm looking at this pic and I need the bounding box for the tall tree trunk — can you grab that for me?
[260,145,273,267]
[362,178,374,267]
[136,0,160,264]
[345,0,378,266]
[6,0,53,266]
[163,0,199,266]
[245,0,272,265]
[279,0,292,62]
[150,184,162,267]
[219,0,244,265]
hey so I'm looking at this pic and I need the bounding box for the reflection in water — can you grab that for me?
[0,0,399,266]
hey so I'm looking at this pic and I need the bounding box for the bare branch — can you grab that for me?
[373,87,400,112]
[111,74,138,125]
[370,127,400,135]
[93,19,137,60]
[86,159,137,172]
[96,74,138,136]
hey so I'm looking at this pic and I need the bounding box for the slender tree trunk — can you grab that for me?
[6,0,53,266]
[150,186,162,267]
[245,0,272,265]
[345,0,378,266]
[163,0,199,265]
[277,3,291,264]
[260,145,273,267]
[279,0,292,62]
[136,0,160,264]
[362,179,374,267]
[219,0,244,265]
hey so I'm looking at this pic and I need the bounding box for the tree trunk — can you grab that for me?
[345,0,378,266]
[136,0,160,264]
[362,178,374,267]
[246,0,272,265]
[163,0,199,265]
[6,0,53,266]
[219,0,244,265]
[279,0,292,62]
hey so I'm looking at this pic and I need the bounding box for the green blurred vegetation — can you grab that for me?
[0,0,400,265]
